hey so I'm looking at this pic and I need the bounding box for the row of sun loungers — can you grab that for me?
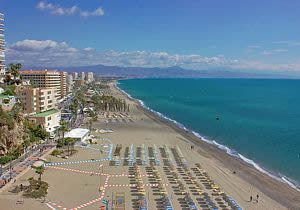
[110,144,121,166]
[163,145,234,210]
[136,146,142,166]
[145,164,174,209]
[128,144,136,166]
[192,164,243,209]
[121,145,161,167]
[223,196,243,210]
[153,144,160,166]
[114,144,122,156]
[116,144,241,210]
[128,165,147,210]
[106,119,134,123]
[102,112,131,119]
[141,144,148,166]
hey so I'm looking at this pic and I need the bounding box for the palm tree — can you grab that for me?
[64,137,74,156]
[88,119,93,131]
[34,165,45,182]
[22,135,31,159]
[8,63,22,81]
[59,120,69,146]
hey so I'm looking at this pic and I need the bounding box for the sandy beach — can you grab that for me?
[1,80,300,210]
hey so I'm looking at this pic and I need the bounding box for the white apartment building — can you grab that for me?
[0,13,5,77]
[86,72,94,82]
[67,74,73,94]
[80,72,85,81]
[28,109,61,133]
[72,72,78,80]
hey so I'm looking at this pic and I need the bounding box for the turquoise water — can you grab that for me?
[118,78,300,189]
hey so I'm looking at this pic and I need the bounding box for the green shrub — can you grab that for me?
[23,177,49,199]
[50,149,63,157]
[0,156,16,165]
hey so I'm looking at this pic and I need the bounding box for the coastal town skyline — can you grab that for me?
[1,0,300,75]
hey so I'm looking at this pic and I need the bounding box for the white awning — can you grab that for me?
[65,128,89,140]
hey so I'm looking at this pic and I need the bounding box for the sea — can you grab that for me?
[118,78,300,191]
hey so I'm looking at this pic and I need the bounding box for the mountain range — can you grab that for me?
[24,64,296,79]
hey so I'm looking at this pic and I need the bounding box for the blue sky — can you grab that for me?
[1,0,300,75]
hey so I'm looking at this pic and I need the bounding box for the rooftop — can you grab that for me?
[20,70,60,75]
[65,128,90,139]
[31,109,60,117]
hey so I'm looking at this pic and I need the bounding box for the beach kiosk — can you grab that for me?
[64,128,90,143]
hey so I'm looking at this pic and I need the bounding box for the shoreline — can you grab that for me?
[116,80,300,209]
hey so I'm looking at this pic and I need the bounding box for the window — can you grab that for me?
[48,116,51,121]
[48,91,51,94]
[48,100,52,104]
[47,96,50,99]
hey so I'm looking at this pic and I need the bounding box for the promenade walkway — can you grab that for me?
[0,145,54,190]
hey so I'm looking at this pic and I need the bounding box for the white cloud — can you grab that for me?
[248,45,261,48]
[261,49,288,55]
[36,1,104,17]
[273,40,300,46]
[37,1,55,10]
[273,49,288,52]
[5,39,300,74]
[80,8,104,17]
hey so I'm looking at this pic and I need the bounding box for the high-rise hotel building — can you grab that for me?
[0,13,5,76]
[80,72,85,81]
[86,72,94,82]
[72,72,78,80]
[19,70,67,99]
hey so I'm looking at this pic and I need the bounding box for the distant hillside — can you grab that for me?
[23,64,295,79]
